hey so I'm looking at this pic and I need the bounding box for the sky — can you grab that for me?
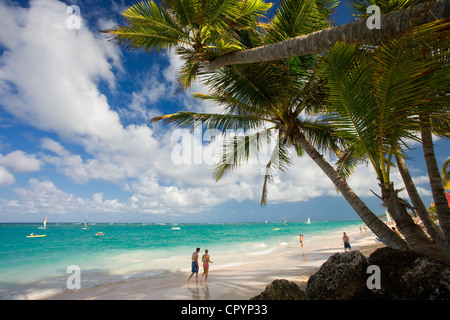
[0,0,448,223]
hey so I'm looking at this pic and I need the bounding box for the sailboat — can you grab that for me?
[306,217,311,225]
[82,216,89,230]
[38,217,47,230]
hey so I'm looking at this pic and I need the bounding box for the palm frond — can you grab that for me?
[261,139,292,205]
[319,42,384,178]
[300,117,345,154]
[335,145,366,179]
[102,1,191,53]
[263,0,328,43]
[369,20,450,154]
[234,0,273,26]
[348,0,427,19]
[213,128,289,181]
[150,111,265,132]
[202,62,290,118]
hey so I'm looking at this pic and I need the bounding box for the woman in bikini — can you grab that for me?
[200,249,213,283]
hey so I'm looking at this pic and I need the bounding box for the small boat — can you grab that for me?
[171,226,180,230]
[82,216,89,230]
[273,228,280,231]
[38,217,47,230]
[306,217,311,224]
[95,231,104,236]
[27,234,46,238]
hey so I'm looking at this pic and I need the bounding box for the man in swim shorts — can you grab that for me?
[187,247,200,283]
[343,232,351,252]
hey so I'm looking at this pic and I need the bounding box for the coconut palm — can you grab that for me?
[151,0,408,250]
[203,0,449,70]
[318,19,450,256]
[350,0,450,253]
[103,0,272,88]
[395,153,450,255]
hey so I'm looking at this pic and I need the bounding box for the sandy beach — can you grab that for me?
[45,228,384,300]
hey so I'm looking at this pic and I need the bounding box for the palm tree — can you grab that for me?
[103,0,272,88]
[202,0,449,70]
[352,0,450,253]
[318,18,450,257]
[151,0,408,250]
[396,153,450,255]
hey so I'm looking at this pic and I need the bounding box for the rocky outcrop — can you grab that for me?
[369,247,450,300]
[306,251,369,300]
[251,248,450,300]
[250,279,307,300]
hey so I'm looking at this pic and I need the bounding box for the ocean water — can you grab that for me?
[0,220,362,299]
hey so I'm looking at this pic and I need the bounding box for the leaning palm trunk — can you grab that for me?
[294,130,408,250]
[203,0,450,70]
[420,116,450,249]
[379,181,448,259]
[395,154,450,256]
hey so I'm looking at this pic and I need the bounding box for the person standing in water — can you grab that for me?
[188,247,200,283]
[200,249,213,283]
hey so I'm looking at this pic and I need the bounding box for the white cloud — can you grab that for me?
[0,150,42,173]
[0,166,15,186]
[0,0,121,139]
[8,178,126,214]
[13,178,80,214]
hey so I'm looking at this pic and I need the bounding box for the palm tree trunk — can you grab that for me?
[395,154,450,255]
[420,115,450,249]
[379,181,448,259]
[204,0,450,70]
[294,131,408,250]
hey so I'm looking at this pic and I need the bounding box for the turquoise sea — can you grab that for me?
[0,220,362,299]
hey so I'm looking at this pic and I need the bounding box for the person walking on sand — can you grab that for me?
[188,247,200,283]
[343,232,351,252]
[299,234,304,247]
[200,249,213,283]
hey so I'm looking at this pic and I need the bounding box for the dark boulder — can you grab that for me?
[369,247,450,300]
[306,251,369,300]
[251,279,307,300]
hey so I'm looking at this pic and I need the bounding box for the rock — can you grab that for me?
[369,247,450,300]
[306,251,368,300]
[251,279,307,300]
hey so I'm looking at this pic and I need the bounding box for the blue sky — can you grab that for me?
[0,0,448,223]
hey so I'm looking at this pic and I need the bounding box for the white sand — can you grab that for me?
[44,228,384,300]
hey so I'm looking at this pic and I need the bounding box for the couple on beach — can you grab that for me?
[187,248,213,283]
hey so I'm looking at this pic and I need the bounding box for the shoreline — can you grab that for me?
[44,229,384,300]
